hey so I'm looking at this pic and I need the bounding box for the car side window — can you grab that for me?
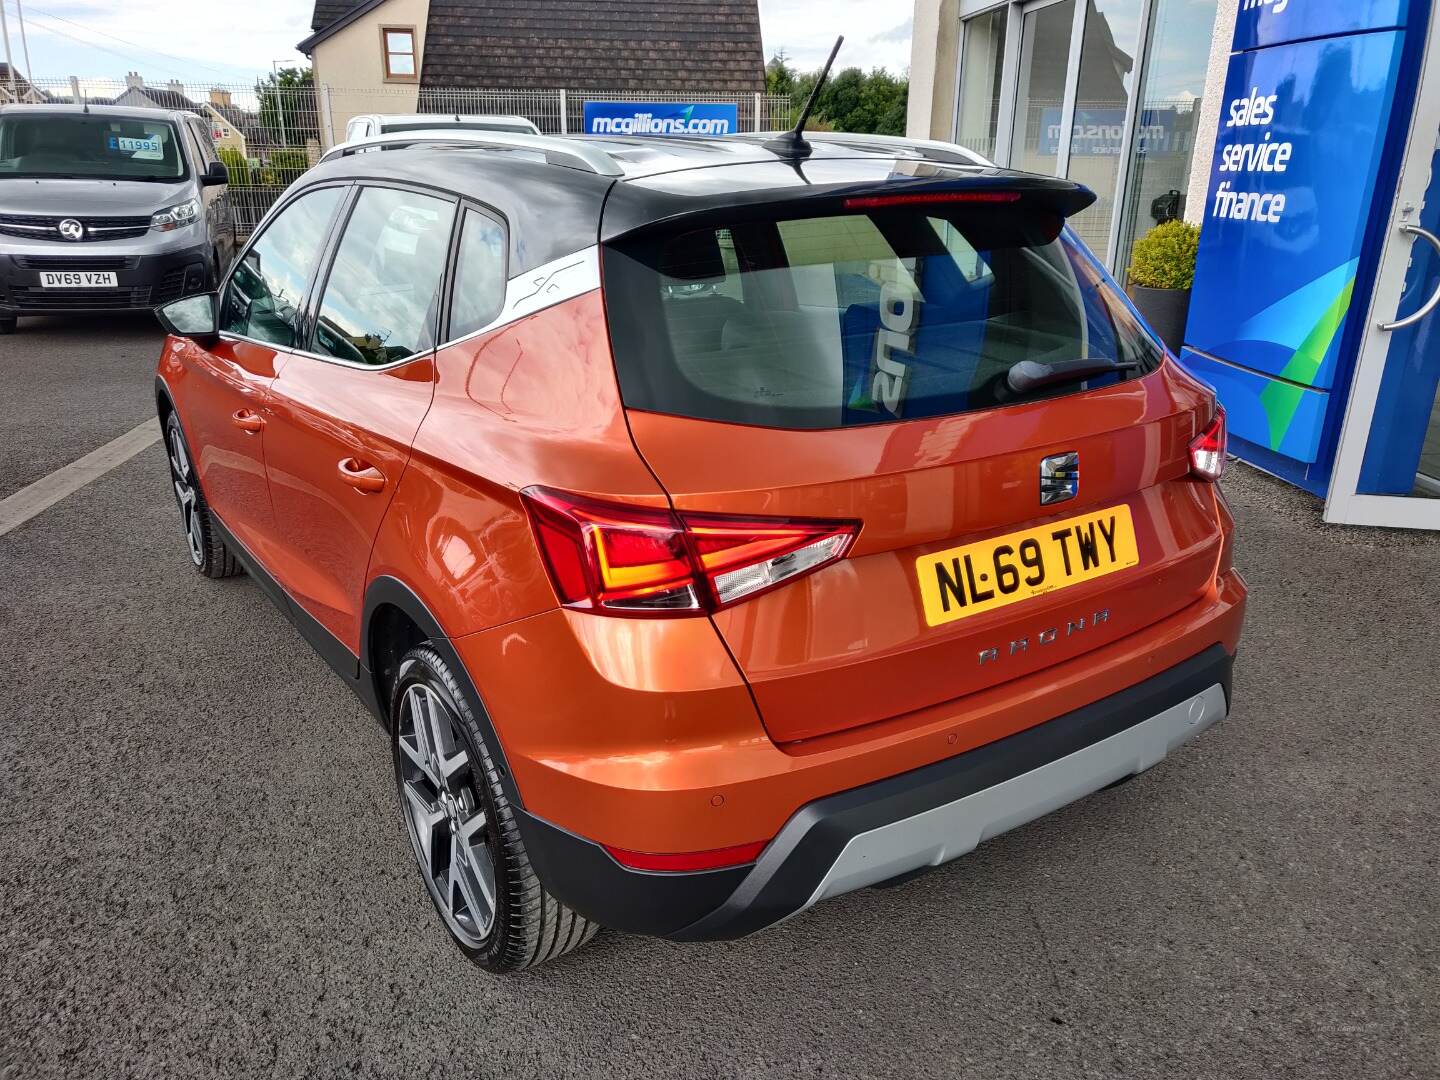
[311,186,457,366]
[447,209,508,340]
[220,186,344,347]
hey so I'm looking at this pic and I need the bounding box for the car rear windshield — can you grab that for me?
[602,204,1164,430]
[0,114,187,181]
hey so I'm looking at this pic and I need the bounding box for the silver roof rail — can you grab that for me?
[746,130,994,168]
[320,130,626,177]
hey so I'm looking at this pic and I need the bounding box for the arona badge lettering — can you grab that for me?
[979,609,1111,666]
[868,281,919,416]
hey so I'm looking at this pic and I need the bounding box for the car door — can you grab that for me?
[261,182,459,654]
[180,184,347,566]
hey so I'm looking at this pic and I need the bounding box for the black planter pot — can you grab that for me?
[1128,285,1192,354]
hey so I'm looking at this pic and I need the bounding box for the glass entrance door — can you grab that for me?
[1328,5,1440,528]
[1011,0,1077,177]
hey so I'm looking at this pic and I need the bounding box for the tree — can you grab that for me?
[766,50,798,97]
[767,52,908,136]
[256,66,317,148]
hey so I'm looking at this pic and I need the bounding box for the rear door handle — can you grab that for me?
[231,409,264,434]
[337,458,387,494]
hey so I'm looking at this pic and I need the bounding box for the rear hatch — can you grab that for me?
[601,163,1224,745]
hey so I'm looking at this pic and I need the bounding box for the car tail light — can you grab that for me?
[1189,407,1228,482]
[521,486,859,616]
[603,840,768,872]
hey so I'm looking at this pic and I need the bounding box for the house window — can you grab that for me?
[382,26,417,80]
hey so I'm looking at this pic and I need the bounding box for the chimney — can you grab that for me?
[167,80,185,96]
[209,88,232,108]
[125,71,144,89]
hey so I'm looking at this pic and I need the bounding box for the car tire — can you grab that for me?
[0,317,15,335]
[390,644,599,973]
[163,410,242,579]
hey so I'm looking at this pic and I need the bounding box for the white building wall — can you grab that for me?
[907,0,961,141]
[1186,0,1239,225]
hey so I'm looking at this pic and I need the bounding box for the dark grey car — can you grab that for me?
[0,104,236,333]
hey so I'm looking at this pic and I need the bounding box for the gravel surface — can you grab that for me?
[1,323,1435,1078]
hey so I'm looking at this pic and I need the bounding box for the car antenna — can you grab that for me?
[763,35,843,161]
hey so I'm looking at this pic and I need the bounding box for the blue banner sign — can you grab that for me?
[1233,0,1413,53]
[1182,30,1405,464]
[583,101,739,137]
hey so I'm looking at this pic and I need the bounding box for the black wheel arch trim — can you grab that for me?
[359,576,525,806]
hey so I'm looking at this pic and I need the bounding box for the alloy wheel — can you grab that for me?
[396,683,499,947]
[166,424,205,566]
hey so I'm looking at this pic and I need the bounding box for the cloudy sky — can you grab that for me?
[0,0,914,88]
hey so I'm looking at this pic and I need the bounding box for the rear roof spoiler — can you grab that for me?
[601,172,1098,244]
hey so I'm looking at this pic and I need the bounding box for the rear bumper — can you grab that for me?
[0,244,210,316]
[516,642,1234,940]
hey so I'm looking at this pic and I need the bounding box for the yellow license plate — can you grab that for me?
[917,505,1139,628]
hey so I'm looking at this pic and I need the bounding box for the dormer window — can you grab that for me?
[382,26,417,81]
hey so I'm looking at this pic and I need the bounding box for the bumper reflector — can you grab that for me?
[603,840,768,873]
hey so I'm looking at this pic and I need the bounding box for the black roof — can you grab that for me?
[295,135,1093,277]
[305,0,764,93]
[311,0,366,31]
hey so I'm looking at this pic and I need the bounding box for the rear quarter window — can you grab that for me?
[602,206,1162,430]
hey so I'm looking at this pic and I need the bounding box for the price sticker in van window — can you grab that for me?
[916,505,1140,628]
[109,135,162,156]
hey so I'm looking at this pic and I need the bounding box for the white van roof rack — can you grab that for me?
[320,130,626,177]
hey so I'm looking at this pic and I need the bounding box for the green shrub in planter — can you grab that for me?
[1128,220,1200,291]
[1127,220,1201,351]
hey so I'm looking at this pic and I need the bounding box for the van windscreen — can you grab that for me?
[602,206,1163,430]
[0,114,187,181]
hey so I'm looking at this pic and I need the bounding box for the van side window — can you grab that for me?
[312,186,457,366]
[190,119,219,166]
[220,187,344,347]
[447,209,508,340]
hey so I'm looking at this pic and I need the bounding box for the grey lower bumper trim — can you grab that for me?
[800,682,1228,912]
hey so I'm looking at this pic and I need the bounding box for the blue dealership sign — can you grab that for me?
[1182,30,1406,463]
[1232,0,1413,53]
[583,101,740,137]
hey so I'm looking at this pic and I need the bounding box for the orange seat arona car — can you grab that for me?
[153,128,1245,973]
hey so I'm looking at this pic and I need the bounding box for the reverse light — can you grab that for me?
[151,198,200,232]
[603,840,769,873]
[521,486,859,617]
[844,191,1022,210]
[1189,407,1228,482]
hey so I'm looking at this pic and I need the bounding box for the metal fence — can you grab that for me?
[6,78,793,234]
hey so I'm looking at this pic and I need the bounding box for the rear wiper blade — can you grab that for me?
[1005,358,1139,396]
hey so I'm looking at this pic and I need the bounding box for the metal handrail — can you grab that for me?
[1379,224,1440,332]
[320,129,626,176]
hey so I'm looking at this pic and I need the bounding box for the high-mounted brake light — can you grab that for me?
[1189,407,1228,482]
[521,487,859,616]
[844,191,1022,209]
[603,840,769,873]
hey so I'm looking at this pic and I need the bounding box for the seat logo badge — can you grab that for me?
[58,219,86,242]
[1040,451,1080,505]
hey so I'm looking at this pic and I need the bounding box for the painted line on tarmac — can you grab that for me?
[0,418,162,538]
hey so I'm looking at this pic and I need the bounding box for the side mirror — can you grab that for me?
[202,160,229,187]
[157,292,219,343]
